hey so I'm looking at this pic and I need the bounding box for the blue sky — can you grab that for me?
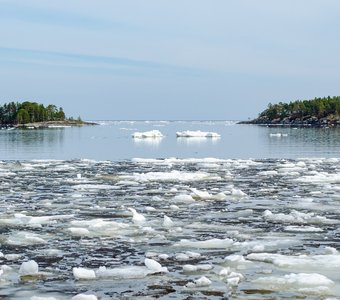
[1,0,340,120]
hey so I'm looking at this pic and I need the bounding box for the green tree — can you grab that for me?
[16,109,30,124]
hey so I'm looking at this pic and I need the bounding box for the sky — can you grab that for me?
[0,0,340,120]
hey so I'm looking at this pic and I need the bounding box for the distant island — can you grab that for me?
[240,96,340,127]
[0,101,97,128]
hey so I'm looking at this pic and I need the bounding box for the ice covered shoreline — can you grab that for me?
[0,157,339,299]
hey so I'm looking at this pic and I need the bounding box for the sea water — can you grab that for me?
[0,121,340,299]
[1,121,340,160]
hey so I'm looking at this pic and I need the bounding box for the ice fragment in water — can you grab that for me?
[163,215,174,228]
[19,260,39,276]
[128,207,146,223]
[176,130,220,138]
[132,130,164,138]
[73,267,96,280]
[144,258,168,273]
[186,276,212,287]
[72,294,98,300]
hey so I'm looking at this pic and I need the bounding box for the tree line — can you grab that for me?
[259,96,340,120]
[0,101,66,125]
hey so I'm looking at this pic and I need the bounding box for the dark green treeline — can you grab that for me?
[260,96,340,120]
[0,102,65,125]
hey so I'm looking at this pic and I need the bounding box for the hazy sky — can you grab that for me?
[1,0,340,120]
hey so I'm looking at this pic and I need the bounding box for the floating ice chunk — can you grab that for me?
[183,264,198,272]
[175,238,234,249]
[67,227,90,236]
[219,267,230,277]
[295,172,340,184]
[190,188,213,200]
[284,225,323,232]
[173,194,195,202]
[144,258,168,273]
[5,254,21,261]
[120,170,221,183]
[246,252,340,270]
[19,260,39,276]
[189,276,212,287]
[182,264,212,272]
[253,273,334,296]
[128,208,146,224]
[0,213,73,227]
[158,254,169,260]
[263,209,338,224]
[186,251,201,259]
[231,188,247,198]
[324,247,338,255]
[77,173,82,179]
[145,206,156,211]
[132,130,164,138]
[269,133,288,137]
[258,170,278,176]
[190,188,227,201]
[163,215,174,228]
[7,231,46,246]
[72,294,98,300]
[224,255,249,266]
[176,131,220,138]
[73,267,96,280]
[170,204,180,210]
[96,266,150,279]
[31,297,59,300]
[176,253,190,261]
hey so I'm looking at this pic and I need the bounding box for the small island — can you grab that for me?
[0,101,97,128]
[240,96,340,127]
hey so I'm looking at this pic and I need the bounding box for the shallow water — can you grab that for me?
[0,158,340,299]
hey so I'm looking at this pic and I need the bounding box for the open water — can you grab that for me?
[0,121,340,299]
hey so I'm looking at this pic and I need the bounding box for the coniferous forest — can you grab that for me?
[0,102,66,125]
[242,96,340,126]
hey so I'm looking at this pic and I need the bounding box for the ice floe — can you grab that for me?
[246,252,340,270]
[119,170,221,182]
[176,130,220,138]
[72,294,98,300]
[19,260,39,276]
[263,209,339,224]
[73,267,96,280]
[253,273,334,296]
[175,238,234,249]
[132,130,164,138]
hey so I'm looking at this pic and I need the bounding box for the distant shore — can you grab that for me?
[13,120,98,129]
[238,116,340,127]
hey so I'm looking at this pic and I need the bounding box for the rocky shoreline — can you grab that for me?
[238,115,340,127]
[13,120,98,129]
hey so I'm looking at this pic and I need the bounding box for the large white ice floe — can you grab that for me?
[253,273,334,296]
[263,209,339,224]
[0,213,73,227]
[68,219,129,237]
[119,170,221,183]
[246,252,340,271]
[176,130,220,138]
[132,130,164,138]
[95,260,168,280]
[7,231,47,246]
[175,238,234,249]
